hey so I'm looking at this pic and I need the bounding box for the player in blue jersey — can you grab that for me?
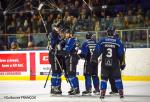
[47,24,66,95]
[91,26,126,98]
[108,28,119,95]
[64,29,80,95]
[79,32,100,95]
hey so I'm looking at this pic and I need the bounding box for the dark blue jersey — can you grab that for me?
[93,36,124,68]
[48,31,61,49]
[80,39,96,60]
[65,37,77,54]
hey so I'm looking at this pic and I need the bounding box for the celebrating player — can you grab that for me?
[79,32,100,95]
[64,29,80,95]
[91,26,126,99]
[47,23,65,95]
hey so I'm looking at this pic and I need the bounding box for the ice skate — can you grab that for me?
[50,86,62,96]
[93,89,100,95]
[82,89,92,96]
[100,90,106,99]
[119,90,124,98]
[109,91,118,95]
[68,88,80,95]
[68,88,73,94]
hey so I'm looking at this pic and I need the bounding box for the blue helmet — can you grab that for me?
[107,26,116,36]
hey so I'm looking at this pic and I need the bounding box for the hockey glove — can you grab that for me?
[120,64,126,70]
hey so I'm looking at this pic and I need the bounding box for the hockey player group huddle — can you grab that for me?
[47,24,126,99]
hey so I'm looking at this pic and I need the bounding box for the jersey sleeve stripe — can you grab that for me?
[101,42,120,47]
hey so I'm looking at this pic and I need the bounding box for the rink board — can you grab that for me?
[0,48,150,81]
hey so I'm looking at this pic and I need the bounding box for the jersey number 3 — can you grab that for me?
[106,48,112,58]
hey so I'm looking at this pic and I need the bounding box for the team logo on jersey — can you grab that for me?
[105,58,112,66]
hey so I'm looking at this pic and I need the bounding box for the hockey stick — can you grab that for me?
[38,3,65,88]
[122,37,127,72]
[44,67,51,88]
[44,47,66,88]
[38,3,48,33]
[38,3,51,88]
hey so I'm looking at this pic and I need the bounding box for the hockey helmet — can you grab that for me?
[86,32,93,39]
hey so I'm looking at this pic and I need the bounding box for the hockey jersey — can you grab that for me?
[48,31,61,49]
[92,36,125,68]
[80,39,96,60]
[65,37,78,54]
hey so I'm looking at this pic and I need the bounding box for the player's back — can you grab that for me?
[100,36,121,68]
[86,39,97,53]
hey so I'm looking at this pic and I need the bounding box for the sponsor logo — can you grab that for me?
[40,53,50,64]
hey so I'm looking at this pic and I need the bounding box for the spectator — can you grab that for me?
[31,13,40,33]
[105,15,113,29]
[16,29,28,48]
[46,14,54,33]
[113,13,123,29]
[124,16,129,28]
[136,14,144,27]
[7,21,16,34]
[126,9,133,28]
[77,8,90,31]
[63,11,70,21]
[144,16,150,27]
[0,30,6,50]
[18,12,26,29]
[99,10,106,30]
[10,41,21,51]
[95,19,100,31]
[17,27,24,34]
[27,41,37,50]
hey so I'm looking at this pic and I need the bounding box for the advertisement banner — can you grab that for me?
[40,53,50,64]
[36,51,51,75]
[0,52,29,76]
[0,53,27,72]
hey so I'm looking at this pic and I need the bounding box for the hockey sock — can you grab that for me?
[51,73,61,87]
[101,79,107,90]
[67,75,79,89]
[85,75,92,90]
[92,75,100,90]
[115,79,123,90]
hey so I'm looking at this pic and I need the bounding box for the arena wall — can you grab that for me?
[0,48,150,81]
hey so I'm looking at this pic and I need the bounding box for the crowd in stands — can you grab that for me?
[0,0,149,50]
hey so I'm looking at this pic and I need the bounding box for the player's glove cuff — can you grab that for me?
[120,64,126,70]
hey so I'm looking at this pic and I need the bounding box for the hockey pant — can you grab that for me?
[49,50,64,73]
[101,66,123,91]
[84,60,99,91]
[49,51,65,87]
[65,54,79,89]
[109,75,118,92]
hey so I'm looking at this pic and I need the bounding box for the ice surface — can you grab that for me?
[0,80,150,102]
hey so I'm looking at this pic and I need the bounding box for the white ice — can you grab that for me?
[0,80,150,102]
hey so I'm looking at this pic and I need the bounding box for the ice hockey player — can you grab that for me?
[47,23,65,95]
[109,33,121,95]
[91,26,126,99]
[63,29,80,95]
[78,32,100,95]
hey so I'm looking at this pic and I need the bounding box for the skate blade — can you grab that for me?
[110,93,118,96]
[82,93,92,96]
[50,94,62,97]
[69,94,81,97]
[93,93,100,96]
